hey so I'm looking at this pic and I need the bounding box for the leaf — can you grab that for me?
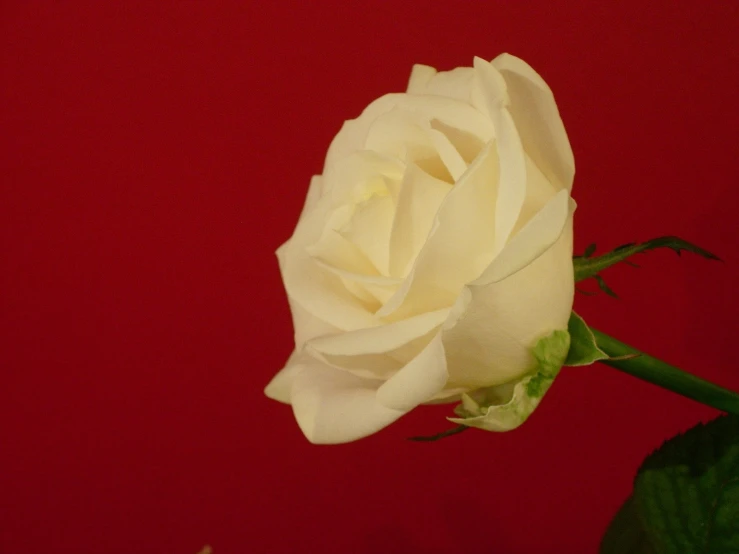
[600,415,739,554]
[600,497,655,554]
[573,236,720,283]
[565,312,608,366]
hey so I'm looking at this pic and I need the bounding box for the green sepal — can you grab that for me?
[407,425,469,442]
[601,414,739,554]
[448,329,570,432]
[573,236,720,283]
[565,312,608,367]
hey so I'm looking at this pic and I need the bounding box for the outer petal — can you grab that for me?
[278,193,379,331]
[407,64,475,103]
[376,332,448,411]
[290,359,406,444]
[492,53,575,191]
[323,95,399,174]
[264,350,306,404]
[308,308,447,357]
[442,211,575,388]
[474,189,572,285]
[307,309,447,382]
[473,57,527,257]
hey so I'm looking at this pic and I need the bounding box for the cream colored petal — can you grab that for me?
[280,251,379,331]
[406,64,437,93]
[430,119,485,165]
[286,297,341,350]
[339,194,394,276]
[278,196,379,331]
[407,65,475,103]
[376,332,448,411]
[323,150,403,208]
[308,308,448,357]
[365,109,471,184]
[378,142,499,322]
[290,360,405,444]
[323,94,400,173]
[442,217,574,388]
[473,189,572,285]
[492,53,575,191]
[429,128,467,181]
[298,175,324,223]
[264,351,306,404]
[307,230,380,277]
[509,153,560,236]
[365,110,435,160]
[474,57,527,257]
[388,164,452,278]
[392,94,494,143]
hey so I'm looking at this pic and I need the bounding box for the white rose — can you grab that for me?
[265,54,576,444]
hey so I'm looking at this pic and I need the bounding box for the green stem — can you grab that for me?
[591,328,739,415]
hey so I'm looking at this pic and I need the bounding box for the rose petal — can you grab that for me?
[492,53,575,192]
[442,215,575,388]
[286,297,341,351]
[278,196,379,331]
[264,350,306,404]
[323,95,399,173]
[388,163,452,278]
[339,194,395,276]
[365,109,436,161]
[307,229,380,277]
[378,142,499,321]
[406,64,437,93]
[323,150,403,208]
[407,64,475,103]
[473,188,573,285]
[429,119,484,165]
[298,175,324,222]
[394,94,493,143]
[376,333,448,411]
[474,57,527,257]
[290,360,406,444]
[429,128,467,181]
[509,153,560,236]
[308,308,448,357]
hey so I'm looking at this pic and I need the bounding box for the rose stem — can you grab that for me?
[590,327,739,415]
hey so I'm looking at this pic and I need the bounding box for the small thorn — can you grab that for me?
[595,275,618,298]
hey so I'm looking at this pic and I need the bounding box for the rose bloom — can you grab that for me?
[265,55,575,444]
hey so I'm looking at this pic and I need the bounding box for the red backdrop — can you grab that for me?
[2,2,738,553]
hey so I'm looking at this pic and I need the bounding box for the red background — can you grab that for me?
[2,2,738,553]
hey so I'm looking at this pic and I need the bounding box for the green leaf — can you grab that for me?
[565,312,608,366]
[600,497,655,554]
[448,329,570,432]
[601,415,739,554]
[573,236,720,283]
